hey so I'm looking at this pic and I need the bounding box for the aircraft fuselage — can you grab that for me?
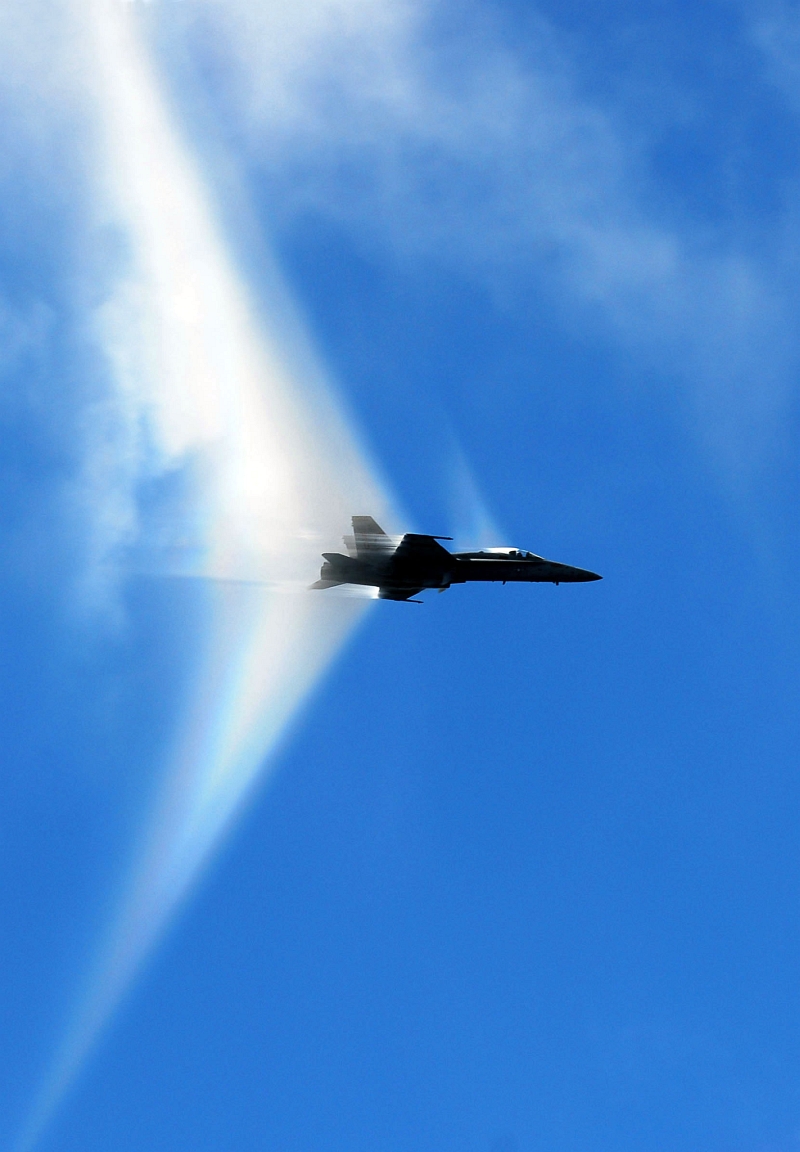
[314,523,601,601]
[320,550,600,590]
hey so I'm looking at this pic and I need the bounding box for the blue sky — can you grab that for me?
[2,1,800,1150]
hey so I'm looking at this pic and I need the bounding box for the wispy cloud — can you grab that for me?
[751,1,800,101]
[447,443,503,552]
[163,0,800,481]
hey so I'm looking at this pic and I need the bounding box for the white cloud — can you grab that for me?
[159,0,800,480]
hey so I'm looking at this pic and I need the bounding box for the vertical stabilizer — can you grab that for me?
[351,516,395,559]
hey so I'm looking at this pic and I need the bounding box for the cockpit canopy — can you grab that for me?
[476,548,543,560]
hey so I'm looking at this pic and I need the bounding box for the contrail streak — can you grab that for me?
[15,3,392,1147]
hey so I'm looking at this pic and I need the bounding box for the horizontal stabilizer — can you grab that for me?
[309,579,345,590]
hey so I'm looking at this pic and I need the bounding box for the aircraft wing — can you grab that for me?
[392,533,452,562]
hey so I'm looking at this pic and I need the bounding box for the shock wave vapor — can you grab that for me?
[313,517,602,602]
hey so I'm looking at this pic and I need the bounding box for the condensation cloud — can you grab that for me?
[15,2,393,1147]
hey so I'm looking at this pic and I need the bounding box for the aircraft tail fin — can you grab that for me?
[351,515,395,559]
[352,515,387,537]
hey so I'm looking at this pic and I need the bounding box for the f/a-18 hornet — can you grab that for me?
[311,516,601,602]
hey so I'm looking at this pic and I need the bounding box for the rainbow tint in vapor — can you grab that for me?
[15,3,393,1147]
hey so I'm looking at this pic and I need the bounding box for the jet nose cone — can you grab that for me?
[554,564,602,582]
[563,566,602,581]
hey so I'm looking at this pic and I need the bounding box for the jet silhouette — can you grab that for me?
[311,516,601,602]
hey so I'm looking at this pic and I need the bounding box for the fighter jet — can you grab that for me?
[311,516,601,602]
